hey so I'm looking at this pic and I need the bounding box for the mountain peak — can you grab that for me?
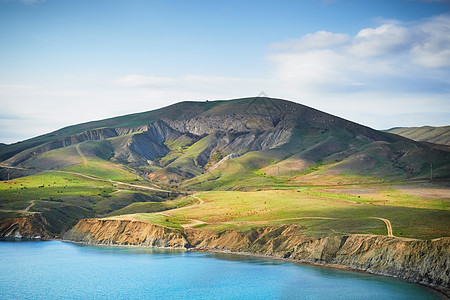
[1,97,448,186]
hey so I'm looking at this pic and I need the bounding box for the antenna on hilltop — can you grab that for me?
[257,91,268,98]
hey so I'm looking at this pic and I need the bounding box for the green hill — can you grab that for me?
[2,97,449,188]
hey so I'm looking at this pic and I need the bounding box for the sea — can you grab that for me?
[0,240,441,299]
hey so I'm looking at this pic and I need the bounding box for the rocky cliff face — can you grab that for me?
[64,218,190,248]
[0,214,52,239]
[63,219,449,294]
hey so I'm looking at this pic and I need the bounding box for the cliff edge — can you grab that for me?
[64,218,190,248]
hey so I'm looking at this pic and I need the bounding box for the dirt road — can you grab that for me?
[371,217,394,237]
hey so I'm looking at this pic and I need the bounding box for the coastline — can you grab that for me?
[3,217,449,298]
[62,220,450,297]
[194,247,449,299]
[55,236,449,299]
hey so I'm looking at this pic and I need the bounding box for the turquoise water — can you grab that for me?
[0,240,439,299]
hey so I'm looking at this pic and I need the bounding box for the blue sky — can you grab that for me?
[0,0,449,143]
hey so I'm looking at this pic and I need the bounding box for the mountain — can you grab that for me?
[1,97,449,189]
[386,126,450,146]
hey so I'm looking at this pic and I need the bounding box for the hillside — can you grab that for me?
[1,97,449,189]
[387,126,450,146]
[1,97,449,238]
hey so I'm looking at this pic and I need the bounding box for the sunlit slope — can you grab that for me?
[0,171,174,236]
[387,126,450,146]
[135,189,450,240]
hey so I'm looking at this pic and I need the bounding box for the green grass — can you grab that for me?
[147,190,450,239]
[0,171,173,235]
[64,152,137,182]
[134,213,184,231]
[107,196,194,216]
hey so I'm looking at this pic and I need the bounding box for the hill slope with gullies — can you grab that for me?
[387,126,450,146]
[1,97,449,189]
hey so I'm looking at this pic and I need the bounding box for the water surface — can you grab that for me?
[0,240,439,299]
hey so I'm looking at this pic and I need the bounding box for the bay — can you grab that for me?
[0,240,440,299]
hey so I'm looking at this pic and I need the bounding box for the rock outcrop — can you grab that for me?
[63,219,449,294]
[0,214,52,239]
[64,218,190,248]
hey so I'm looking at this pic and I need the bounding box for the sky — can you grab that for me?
[0,0,449,144]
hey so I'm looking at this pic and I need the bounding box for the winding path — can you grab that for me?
[158,194,207,229]
[0,162,170,193]
[24,200,35,212]
[75,145,87,167]
[53,170,172,193]
[371,217,394,237]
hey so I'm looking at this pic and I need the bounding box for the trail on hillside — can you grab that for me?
[370,217,394,237]
[53,170,172,193]
[0,162,169,193]
[0,163,27,170]
[159,194,207,228]
[222,216,336,226]
[180,195,206,228]
[75,145,87,167]
[0,200,37,215]
[181,219,207,229]
[24,200,35,212]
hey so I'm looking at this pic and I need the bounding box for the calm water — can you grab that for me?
[0,240,440,300]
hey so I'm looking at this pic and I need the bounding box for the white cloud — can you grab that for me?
[270,14,450,70]
[411,14,450,67]
[267,13,450,96]
[348,24,413,57]
[270,31,350,51]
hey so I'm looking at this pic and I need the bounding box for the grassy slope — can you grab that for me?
[1,98,449,240]
[139,188,449,240]
[0,171,177,235]
[107,197,194,217]
[387,126,450,146]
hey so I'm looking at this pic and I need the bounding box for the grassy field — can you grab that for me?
[0,171,178,235]
[2,153,448,240]
[131,186,450,240]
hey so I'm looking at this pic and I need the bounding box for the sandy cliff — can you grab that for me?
[64,218,190,248]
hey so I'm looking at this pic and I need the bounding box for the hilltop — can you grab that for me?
[1,97,449,189]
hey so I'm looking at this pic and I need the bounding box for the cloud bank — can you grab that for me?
[268,13,450,93]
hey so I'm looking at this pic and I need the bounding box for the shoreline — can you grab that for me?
[3,228,449,298]
[53,237,449,298]
[193,247,449,299]
[2,236,447,298]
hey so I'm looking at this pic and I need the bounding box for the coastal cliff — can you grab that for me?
[0,214,51,239]
[64,218,190,248]
[63,219,450,294]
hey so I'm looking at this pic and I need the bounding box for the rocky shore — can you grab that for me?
[63,218,450,296]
